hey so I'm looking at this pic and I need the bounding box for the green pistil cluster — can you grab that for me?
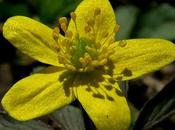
[71,38,98,69]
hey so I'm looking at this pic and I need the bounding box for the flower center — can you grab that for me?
[52,8,122,72]
[70,38,98,69]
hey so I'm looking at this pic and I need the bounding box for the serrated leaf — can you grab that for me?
[133,77,175,130]
[136,4,175,40]
[50,105,86,130]
[0,113,53,130]
[115,5,139,40]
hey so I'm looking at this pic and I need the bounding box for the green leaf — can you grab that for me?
[115,5,139,40]
[0,2,30,19]
[50,105,86,130]
[133,77,175,130]
[145,22,175,40]
[0,113,53,130]
[38,0,81,23]
[136,4,175,40]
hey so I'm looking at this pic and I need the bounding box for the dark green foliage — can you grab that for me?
[133,77,175,130]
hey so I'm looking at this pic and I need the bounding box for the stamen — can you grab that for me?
[119,40,127,47]
[87,19,96,39]
[70,12,79,37]
[100,25,119,51]
[108,43,117,50]
[58,55,69,64]
[52,27,60,40]
[65,64,76,71]
[87,19,95,27]
[70,12,76,22]
[91,60,98,66]
[65,53,71,59]
[65,31,73,38]
[79,68,84,72]
[98,53,108,60]
[103,74,112,79]
[94,8,101,16]
[85,65,94,72]
[95,42,101,49]
[114,24,120,33]
[61,39,69,47]
[70,46,76,54]
[79,57,87,67]
[84,26,91,33]
[59,17,68,25]
[99,58,107,65]
[85,46,96,54]
[60,23,67,33]
[84,53,92,62]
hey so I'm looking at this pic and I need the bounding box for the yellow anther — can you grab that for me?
[61,39,69,46]
[70,12,79,37]
[119,40,127,47]
[70,46,76,54]
[65,31,73,38]
[108,38,115,44]
[87,19,95,27]
[103,75,112,79]
[98,53,108,60]
[52,27,60,40]
[53,44,60,52]
[89,35,95,42]
[85,26,91,33]
[61,23,67,33]
[85,66,94,72]
[85,46,96,54]
[58,56,66,64]
[70,12,76,22]
[95,42,101,49]
[106,49,115,56]
[94,8,101,16]
[79,57,87,66]
[100,46,108,53]
[79,68,84,72]
[59,17,68,25]
[65,64,76,71]
[108,43,117,50]
[65,53,71,59]
[99,58,107,65]
[91,60,98,66]
[84,53,92,62]
[114,24,120,33]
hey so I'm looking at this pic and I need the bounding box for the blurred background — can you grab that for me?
[0,0,175,130]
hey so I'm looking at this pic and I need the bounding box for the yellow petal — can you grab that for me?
[73,71,131,130]
[110,39,175,80]
[1,66,75,121]
[3,16,62,66]
[68,0,116,42]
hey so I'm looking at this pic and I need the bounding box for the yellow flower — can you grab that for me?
[1,0,175,130]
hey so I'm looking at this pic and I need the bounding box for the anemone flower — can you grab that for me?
[2,0,175,130]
